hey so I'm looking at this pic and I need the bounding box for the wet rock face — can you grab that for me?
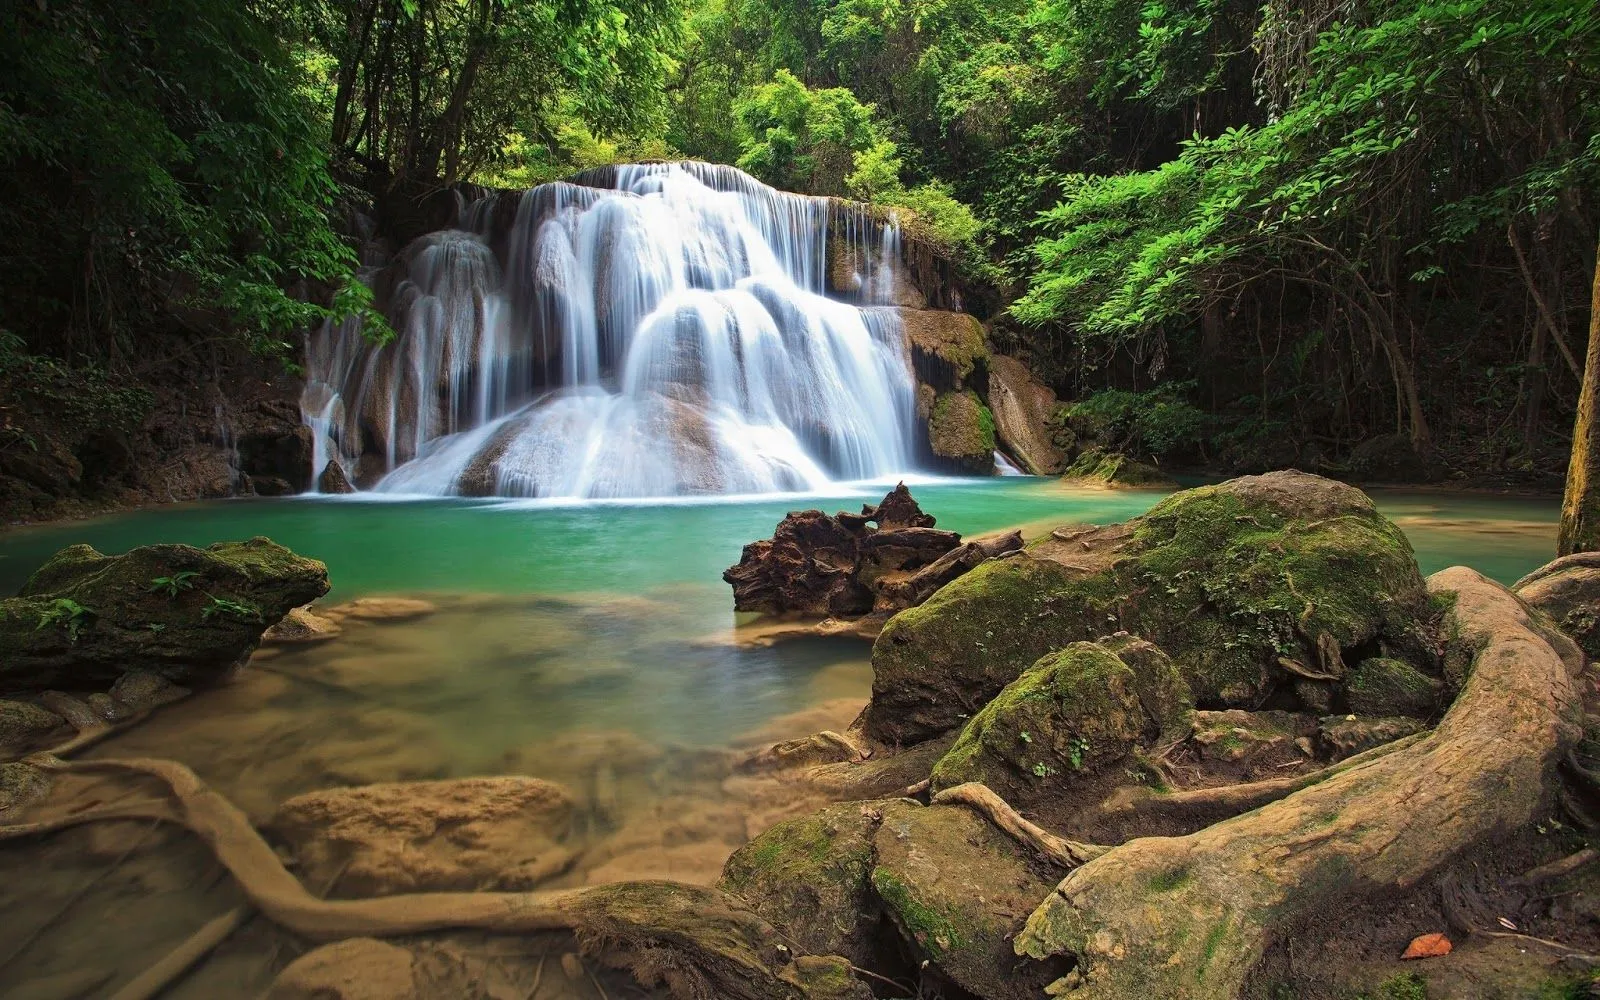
[1515,553,1600,659]
[987,354,1066,475]
[726,484,1021,618]
[269,776,576,896]
[0,537,329,692]
[927,390,995,475]
[867,471,1438,745]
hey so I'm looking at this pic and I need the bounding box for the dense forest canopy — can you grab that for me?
[2,0,1598,483]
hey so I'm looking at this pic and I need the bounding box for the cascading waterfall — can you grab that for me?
[304,162,920,498]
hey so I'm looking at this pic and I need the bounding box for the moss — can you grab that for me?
[1345,657,1442,717]
[930,641,1152,797]
[1063,447,1174,487]
[870,865,967,955]
[1355,972,1428,1000]
[1147,867,1192,892]
[928,390,995,469]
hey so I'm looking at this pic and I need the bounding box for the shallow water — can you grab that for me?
[0,477,1563,997]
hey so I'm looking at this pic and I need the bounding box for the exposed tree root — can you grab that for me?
[108,905,250,1000]
[3,755,835,1000]
[1014,568,1585,999]
[931,782,1108,868]
[1096,733,1426,835]
[1515,848,1600,887]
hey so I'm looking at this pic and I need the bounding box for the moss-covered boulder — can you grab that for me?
[927,390,996,474]
[1515,553,1600,659]
[0,537,328,692]
[867,471,1431,745]
[719,800,887,967]
[1061,447,1175,488]
[1345,657,1443,717]
[895,309,987,391]
[929,638,1191,805]
[870,801,1065,999]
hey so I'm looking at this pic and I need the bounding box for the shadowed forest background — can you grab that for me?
[1,0,1598,508]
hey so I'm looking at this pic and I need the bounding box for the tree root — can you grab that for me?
[1014,568,1586,999]
[1515,848,1600,887]
[931,782,1108,868]
[3,755,832,1000]
[1096,733,1426,835]
[108,905,250,1000]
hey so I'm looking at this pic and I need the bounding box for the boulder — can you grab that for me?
[321,597,437,623]
[0,699,66,754]
[263,605,344,645]
[720,800,887,967]
[1514,552,1600,659]
[0,761,51,819]
[1316,714,1428,760]
[866,471,1433,745]
[318,459,356,494]
[930,638,1191,807]
[928,391,996,475]
[0,538,329,692]
[1189,709,1314,767]
[269,776,575,895]
[1345,656,1443,717]
[894,309,987,392]
[267,939,422,1000]
[1060,447,1175,488]
[987,354,1067,475]
[724,484,977,618]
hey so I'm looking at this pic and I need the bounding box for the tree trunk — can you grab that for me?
[1014,568,1582,999]
[1560,238,1600,555]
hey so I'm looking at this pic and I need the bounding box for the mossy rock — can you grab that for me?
[1062,448,1175,488]
[1345,657,1443,718]
[870,801,1066,999]
[928,390,996,474]
[929,638,1191,804]
[719,801,888,967]
[896,309,987,391]
[0,537,329,692]
[867,471,1431,744]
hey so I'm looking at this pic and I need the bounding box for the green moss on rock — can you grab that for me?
[867,471,1431,744]
[1345,657,1442,717]
[928,390,996,474]
[1062,448,1175,488]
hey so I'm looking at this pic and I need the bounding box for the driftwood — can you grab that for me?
[1013,568,1585,999]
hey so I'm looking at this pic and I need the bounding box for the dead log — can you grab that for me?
[1014,567,1584,999]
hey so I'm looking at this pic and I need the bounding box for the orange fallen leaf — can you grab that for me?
[1401,933,1452,959]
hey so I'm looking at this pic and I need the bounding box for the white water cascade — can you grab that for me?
[304,162,921,498]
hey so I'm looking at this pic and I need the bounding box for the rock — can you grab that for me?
[263,605,344,644]
[894,309,987,392]
[1060,447,1175,488]
[1190,709,1313,766]
[720,800,888,967]
[927,390,996,475]
[108,669,190,710]
[988,354,1067,474]
[1514,552,1600,659]
[269,776,575,895]
[0,761,51,818]
[0,432,81,492]
[0,538,329,692]
[866,471,1433,745]
[1347,432,1430,483]
[318,459,356,494]
[1345,657,1444,717]
[267,938,421,1000]
[870,801,1064,999]
[237,420,314,493]
[929,638,1191,807]
[1316,714,1428,760]
[0,700,66,753]
[723,484,968,617]
[322,597,436,623]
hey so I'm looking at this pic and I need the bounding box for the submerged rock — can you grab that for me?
[322,597,437,623]
[866,471,1435,745]
[987,354,1067,475]
[0,699,67,754]
[927,390,995,475]
[0,537,329,692]
[269,776,576,895]
[1514,552,1600,659]
[268,938,423,1000]
[263,605,344,644]
[724,484,1018,618]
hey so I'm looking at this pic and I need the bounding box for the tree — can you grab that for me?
[1560,245,1600,554]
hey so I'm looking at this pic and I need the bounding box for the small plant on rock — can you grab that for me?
[202,595,262,622]
[148,571,200,598]
[36,597,94,642]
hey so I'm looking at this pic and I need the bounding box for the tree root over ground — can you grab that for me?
[1014,568,1586,999]
[0,755,842,1000]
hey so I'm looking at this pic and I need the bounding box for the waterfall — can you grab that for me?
[304,162,920,499]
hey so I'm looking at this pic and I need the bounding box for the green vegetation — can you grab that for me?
[2,0,1596,490]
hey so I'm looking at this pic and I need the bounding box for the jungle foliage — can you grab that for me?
[1,0,1597,481]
